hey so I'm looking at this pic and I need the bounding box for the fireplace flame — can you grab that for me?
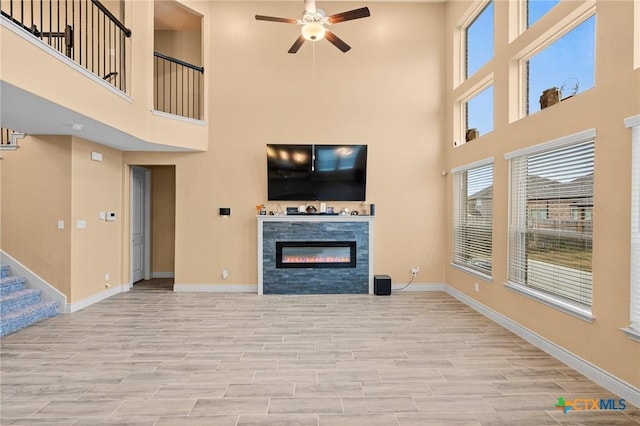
[283,256,351,264]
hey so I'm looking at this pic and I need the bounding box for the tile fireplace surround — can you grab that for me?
[257,216,374,295]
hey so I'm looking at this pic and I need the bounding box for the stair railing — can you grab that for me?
[0,0,132,93]
[154,51,204,120]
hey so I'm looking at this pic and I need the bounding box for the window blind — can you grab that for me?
[509,139,594,307]
[453,162,493,276]
[628,116,640,331]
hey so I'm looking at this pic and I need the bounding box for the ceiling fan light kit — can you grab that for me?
[255,0,371,54]
[301,22,326,41]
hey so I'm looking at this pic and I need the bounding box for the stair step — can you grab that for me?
[0,265,9,278]
[1,301,58,337]
[1,288,42,314]
[0,276,26,295]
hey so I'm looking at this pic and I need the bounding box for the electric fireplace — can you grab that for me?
[276,241,357,268]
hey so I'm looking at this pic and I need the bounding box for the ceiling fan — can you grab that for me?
[255,0,371,54]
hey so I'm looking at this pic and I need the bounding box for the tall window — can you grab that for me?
[466,1,494,78]
[465,84,494,139]
[453,160,494,277]
[506,130,595,318]
[626,115,640,341]
[528,0,560,28]
[526,15,596,115]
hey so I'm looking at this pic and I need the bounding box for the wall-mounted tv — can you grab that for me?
[267,144,367,201]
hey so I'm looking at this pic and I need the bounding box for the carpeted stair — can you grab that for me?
[1,265,58,337]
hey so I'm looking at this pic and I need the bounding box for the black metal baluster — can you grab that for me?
[196,72,200,119]
[162,58,165,113]
[78,0,83,65]
[48,0,51,45]
[109,21,112,84]
[187,69,191,118]
[57,0,60,52]
[181,66,184,116]
[90,4,94,74]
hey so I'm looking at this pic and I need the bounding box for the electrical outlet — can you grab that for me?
[411,267,419,277]
[474,282,480,292]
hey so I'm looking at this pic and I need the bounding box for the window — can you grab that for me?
[530,207,548,220]
[528,0,560,28]
[452,159,494,277]
[466,1,494,78]
[526,15,596,115]
[506,130,595,320]
[625,114,640,342]
[465,84,494,139]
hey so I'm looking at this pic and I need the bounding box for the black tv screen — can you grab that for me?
[267,144,367,201]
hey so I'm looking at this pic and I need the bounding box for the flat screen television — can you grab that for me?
[267,144,367,201]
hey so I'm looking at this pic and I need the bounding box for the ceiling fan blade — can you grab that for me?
[255,15,298,24]
[304,0,316,14]
[328,7,370,24]
[288,35,306,54]
[325,31,351,53]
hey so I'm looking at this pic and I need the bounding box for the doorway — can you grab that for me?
[130,165,176,289]
[131,166,151,284]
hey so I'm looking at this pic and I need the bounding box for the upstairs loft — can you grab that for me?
[0,0,207,152]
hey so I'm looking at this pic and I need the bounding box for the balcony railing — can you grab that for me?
[154,51,204,120]
[0,0,132,92]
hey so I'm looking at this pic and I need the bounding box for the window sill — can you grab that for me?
[621,328,640,343]
[451,263,493,283]
[504,281,594,323]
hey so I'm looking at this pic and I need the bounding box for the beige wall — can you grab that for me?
[0,135,124,303]
[0,135,72,296]
[154,31,202,66]
[125,0,447,286]
[151,165,175,274]
[69,138,123,302]
[444,1,640,387]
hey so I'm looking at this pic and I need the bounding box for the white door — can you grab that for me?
[131,167,146,283]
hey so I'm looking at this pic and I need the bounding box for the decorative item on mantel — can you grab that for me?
[256,204,267,215]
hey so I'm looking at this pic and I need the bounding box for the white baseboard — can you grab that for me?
[393,283,446,292]
[66,284,128,313]
[152,272,175,279]
[173,283,444,294]
[173,284,258,293]
[0,250,67,310]
[445,285,640,408]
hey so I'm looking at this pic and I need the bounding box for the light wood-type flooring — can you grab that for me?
[1,280,638,425]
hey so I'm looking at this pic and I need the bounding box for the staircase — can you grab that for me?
[1,265,59,337]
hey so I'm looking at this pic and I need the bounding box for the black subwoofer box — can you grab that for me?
[374,275,392,296]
